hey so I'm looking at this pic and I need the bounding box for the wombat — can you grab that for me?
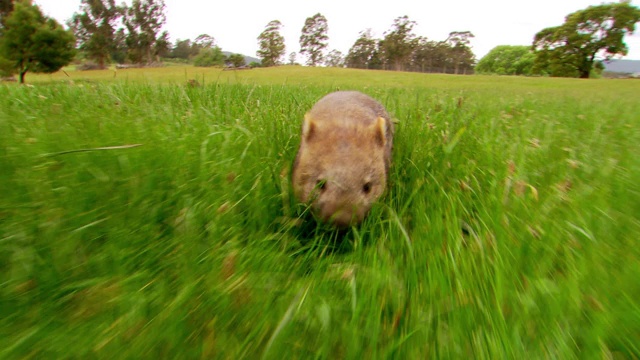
[292,91,394,228]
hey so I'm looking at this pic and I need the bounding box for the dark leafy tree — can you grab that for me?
[170,38,191,59]
[299,13,328,66]
[154,30,170,58]
[368,41,384,70]
[324,49,344,67]
[476,45,535,75]
[0,0,75,83]
[188,42,201,57]
[111,27,127,63]
[69,0,122,68]
[123,0,166,64]
[0,55,11,76]
[345,29,380,69]
[0,0,13,30]
[0,0,12,76]
[532,2,640,78]
[257,20,285,67]
[379,15,417,71]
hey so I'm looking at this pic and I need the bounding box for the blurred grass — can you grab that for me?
[1,66,639,358]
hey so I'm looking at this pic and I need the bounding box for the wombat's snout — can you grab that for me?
[318,205,361,228]
[314,185,367,228]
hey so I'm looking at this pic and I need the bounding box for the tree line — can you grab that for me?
[247,2,640,77]
[257,14,476,74]
[0,0,638,83]
[346,22,475,74]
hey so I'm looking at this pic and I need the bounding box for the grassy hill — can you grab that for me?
[1,66,639,358]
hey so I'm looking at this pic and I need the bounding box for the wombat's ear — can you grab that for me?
[373,117,387,147]
[302,114,316,142]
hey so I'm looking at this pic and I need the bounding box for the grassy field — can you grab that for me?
[1,66,639,358]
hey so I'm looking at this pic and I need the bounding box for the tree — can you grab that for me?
[194,34,215,49]
[410,36,433,72]
[532,2,640,78]
[154,30,170,58]
[69,0,122,68]
[170,39,192,59]
[0,55,11,76]
[428,41,454,73]
[111,27,127,63]
[324,49,344,67]
[193,46,224,67]
[410,37,472,74]
[288,52,297,65]
[379,15,417,71]
[0,0,13,30]
[0,0,12,76]
[344,25,476,74]
[476,45,535,75]
[0,0,75,83]
[299,13,328,66]
[188,34,215,61]
[445,31,476,74]
[445,31,474,48]
[345,29,380,69]
[226,53,245,68]
[257,20,285,67]
[123,0,166,64]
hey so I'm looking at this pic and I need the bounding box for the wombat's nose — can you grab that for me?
[325,207,359,228]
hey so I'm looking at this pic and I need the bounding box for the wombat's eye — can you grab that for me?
[362,182,372,194]
[316,179,327,191]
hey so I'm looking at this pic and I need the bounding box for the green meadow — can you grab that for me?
[1,66,639,358]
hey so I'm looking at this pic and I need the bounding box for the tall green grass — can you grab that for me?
[1,67,639,358]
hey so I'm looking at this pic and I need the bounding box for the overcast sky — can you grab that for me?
[35,0,640,61]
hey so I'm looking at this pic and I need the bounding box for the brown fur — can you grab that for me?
[292,91,394,228]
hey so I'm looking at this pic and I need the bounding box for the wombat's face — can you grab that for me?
[292,115,389,228]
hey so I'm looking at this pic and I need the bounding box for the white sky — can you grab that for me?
[35,0,640,61]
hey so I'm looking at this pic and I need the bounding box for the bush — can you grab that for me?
[476,45,535,75]
[0,56,15,77]
[225,53,246,68]
[193,47,224,67]
[76,62,107,71]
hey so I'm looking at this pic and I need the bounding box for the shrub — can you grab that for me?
[193,47,224,67]
[77,62,107,71]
